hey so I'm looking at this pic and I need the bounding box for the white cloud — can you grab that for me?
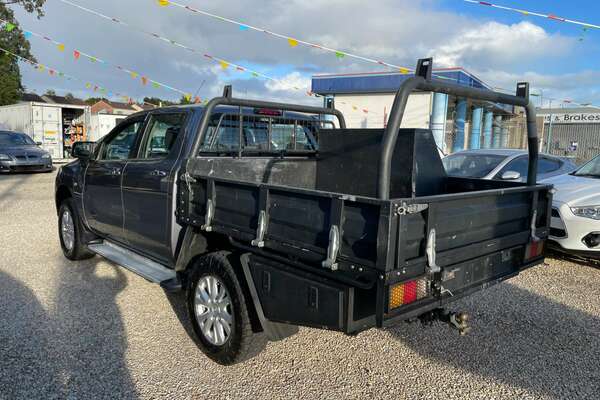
[433,21,574,68]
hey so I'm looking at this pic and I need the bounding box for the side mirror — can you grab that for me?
[72,141,95,160]
[501,170,521,180]
[36,141,42,146]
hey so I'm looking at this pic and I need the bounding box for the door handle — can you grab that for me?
[150,169,168,177]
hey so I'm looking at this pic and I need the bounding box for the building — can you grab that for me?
[0,94,91,159]
[89,100,139,141]
[311,68,521,154]
[90,99,137,115]
[537,107,600,163]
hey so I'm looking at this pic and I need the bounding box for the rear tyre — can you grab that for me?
[187,251,266,365]
[58,198,94,261]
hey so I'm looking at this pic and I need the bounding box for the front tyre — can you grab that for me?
[58,198,94,261]
[187,251,266,365]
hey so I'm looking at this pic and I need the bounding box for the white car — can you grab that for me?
[544,154,600,257]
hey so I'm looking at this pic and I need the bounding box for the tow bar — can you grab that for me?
[417,308,471,336]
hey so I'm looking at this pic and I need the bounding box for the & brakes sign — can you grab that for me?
[542,113,600,124]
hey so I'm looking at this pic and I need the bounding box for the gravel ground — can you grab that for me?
[1,170,599,400]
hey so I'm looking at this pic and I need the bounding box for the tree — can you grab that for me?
[44,88,55,96]
[143,96,175,107]
[84,97,105,105]
[64,92,74,100]
[0,1,46,106]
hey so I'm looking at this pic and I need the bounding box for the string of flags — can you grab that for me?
[155,0,413,74]
[463,1,600,31]
[0,18,197,103]
[57,0,385,116]
[0,44,140,104]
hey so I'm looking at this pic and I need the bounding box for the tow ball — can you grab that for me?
[417,308,471,336]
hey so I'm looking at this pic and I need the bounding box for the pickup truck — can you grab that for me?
[55,58,551,365]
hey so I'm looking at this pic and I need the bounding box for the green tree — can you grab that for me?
[44,88,55,96]
[143,97,175,107]
[0,1,46,105]
[84,97,105,105]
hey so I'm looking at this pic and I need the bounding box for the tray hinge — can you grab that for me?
[201,198,214,232]
[251,210,268,248]
[426,228,441,274]
[322,225,340,271]
[396,203,429,215]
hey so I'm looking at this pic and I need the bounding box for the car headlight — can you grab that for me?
[0,154,11,161]
[41,154,51,159]
[570,206,600,220]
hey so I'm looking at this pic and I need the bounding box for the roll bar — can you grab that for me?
[190,85,346,156]
[378,58,539,200]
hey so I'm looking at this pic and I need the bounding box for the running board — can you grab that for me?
[88,240,176,284]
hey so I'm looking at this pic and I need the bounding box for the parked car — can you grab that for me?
[54,62,550,365]
[0,130,53,173]
[442,149,576,181]
[544,154,600,258]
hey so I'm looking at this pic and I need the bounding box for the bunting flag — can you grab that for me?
[23,31,32,39]
[0,16,193,99]
[57,0,385,115]
[463,1,600,30]
[4,22,15,32]
[0,45,138,102]
[154,0,417,73]
[157,0,169,6]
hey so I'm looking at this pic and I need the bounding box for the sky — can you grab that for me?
[7,0,600,108]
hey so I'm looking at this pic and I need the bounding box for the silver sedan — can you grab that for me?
[442,149,577,182]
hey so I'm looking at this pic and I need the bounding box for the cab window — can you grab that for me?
[139,113,186,159]
[100,121,142,160]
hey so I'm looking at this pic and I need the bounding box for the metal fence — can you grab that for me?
[543,123,600,164]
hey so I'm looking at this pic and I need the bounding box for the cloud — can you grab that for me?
[8,0,596,106]
[433,21,574,68]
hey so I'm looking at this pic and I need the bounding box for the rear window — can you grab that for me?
[443,153,506,178]
[200,114,317,154]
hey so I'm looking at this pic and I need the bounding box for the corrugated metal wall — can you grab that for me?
[544,123,600,164]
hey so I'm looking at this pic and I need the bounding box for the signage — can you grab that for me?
[542,113,600,124]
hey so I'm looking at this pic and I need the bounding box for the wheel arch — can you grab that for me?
[55,185,72,214]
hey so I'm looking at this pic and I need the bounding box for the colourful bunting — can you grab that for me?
[219,60,229,70]
[37,64,45,72]
[399,68,410,74]
[4,22,15,32]
[335,51,345,59]
[184,93,192,102]
[85,83,92,89]
[463,0,600,30]
[73,50,80,60]
[57,43,65,52]
[141,76,148,85]
[130,71,139,79]
[287,38,299,48]
[194,96,201,104]
[157,0,170,6]
[238,25,249,31]
[23,31,32,39]
[152,82,161,88]
[89,56,97,63]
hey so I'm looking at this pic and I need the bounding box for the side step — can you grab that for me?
[88,240,177,284]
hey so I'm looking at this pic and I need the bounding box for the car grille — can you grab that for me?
[9,165,46,172]
[15,154,40,161]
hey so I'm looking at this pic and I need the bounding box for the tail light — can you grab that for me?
[525,239,545,261]
[389,278,429,310]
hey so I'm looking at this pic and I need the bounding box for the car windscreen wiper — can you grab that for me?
[573,173,600,179]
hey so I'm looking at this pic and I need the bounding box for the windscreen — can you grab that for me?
[573,154,600,178]
[0,132,36,147]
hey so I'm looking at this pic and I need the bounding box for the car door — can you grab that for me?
[121,111,188,264]
[83,117,146,242]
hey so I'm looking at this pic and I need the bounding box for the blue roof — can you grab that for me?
[311,69,489,95]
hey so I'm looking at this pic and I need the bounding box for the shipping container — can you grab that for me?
[0,102,90,159]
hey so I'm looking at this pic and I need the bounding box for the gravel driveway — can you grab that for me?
[1,171,599,399]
